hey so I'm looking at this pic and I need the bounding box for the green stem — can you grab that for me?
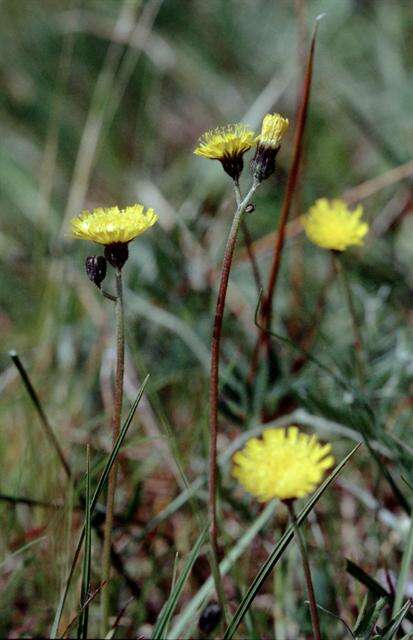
[209,179,259,621]
[287,501,322,640]
[333,254,366,387]
[101,269,125,634]
[234,180,263,295]
[392,506,413,616]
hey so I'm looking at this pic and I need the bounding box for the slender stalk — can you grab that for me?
[209,179,259,616]
[286,501,322,640]
[234,180,263,295]
[332,254,366,387]
[392,504,413,616]
[101,268,125,634]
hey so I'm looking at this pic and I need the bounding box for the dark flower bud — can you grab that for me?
[85,255,107,288]
[198,600,222,634]
[250,144,280,182]
[250,113,289,183]
[104,242,129,270]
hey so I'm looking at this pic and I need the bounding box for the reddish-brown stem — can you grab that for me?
[209,180,259,611]
[101,268,125,634]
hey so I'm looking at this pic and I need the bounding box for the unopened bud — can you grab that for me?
[85,256,107,288]
[250,113,289,182]
[198,601,221,634]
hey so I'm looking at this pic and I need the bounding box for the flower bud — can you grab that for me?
[250,113,289,182]
[198,600,222,634]
[85,255,107,288]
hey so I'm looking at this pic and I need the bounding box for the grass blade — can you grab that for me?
[346,560,413,625]
[380,600,411,640]
[77,446,92,639]
[169,501,277,639]
[10,350,71,479]
[50,375,149,638]
[151,524,208,639]
[223,443,361,640]
[392,499,413,616]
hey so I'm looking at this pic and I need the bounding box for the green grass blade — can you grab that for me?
[169,501,277,639]
[50,375,149,638]
[223,443,361,640]
[380,600,411,640]
[392,499,413,616]
[353,597,386,639]
[151,524,208,639]
[77,446,92,639]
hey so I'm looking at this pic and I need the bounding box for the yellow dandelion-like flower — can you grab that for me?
[233,426,334,502]
[71,204,158,246]
[194,123,256,180]
[302,198,368,251]
[257,113,290,149]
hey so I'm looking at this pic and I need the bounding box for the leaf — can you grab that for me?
[353,597,386,639]
[168,501,277,639]
[380,600,411,639]
[77,446,92,639]
[50,375,149,638]
[151,524,208,639]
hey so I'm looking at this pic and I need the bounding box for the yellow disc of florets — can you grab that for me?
[233,426,334,502]
[302,198,368,251]
[257,113,289,148]
[71,204,158,245]
[194,123,256,160]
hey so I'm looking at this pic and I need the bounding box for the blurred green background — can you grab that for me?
[0,0,412,637]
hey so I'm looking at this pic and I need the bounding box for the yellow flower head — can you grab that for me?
[257,113,289,149]
[233,426,334,502]
[302,198,368,251]
[194,123,256,180]
[71,204,158,246]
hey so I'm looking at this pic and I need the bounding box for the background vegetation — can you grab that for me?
[0,0,412,637]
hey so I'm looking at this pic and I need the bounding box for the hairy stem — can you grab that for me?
[101,269,125,634]
[287,501,322,640]
[209,179,259,617]
[234,180,263,294]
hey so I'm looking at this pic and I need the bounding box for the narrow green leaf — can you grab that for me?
[50,375,149,638]
[353,597,386,639]
[346,559,413,626]
[380,600,411,640]
[151,524,208,639]
[169,501,277,639]
[78,446,92,639]
[223,444,361,640]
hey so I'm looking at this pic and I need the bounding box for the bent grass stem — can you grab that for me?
[101,268,125,634]
[209,179,259,617]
